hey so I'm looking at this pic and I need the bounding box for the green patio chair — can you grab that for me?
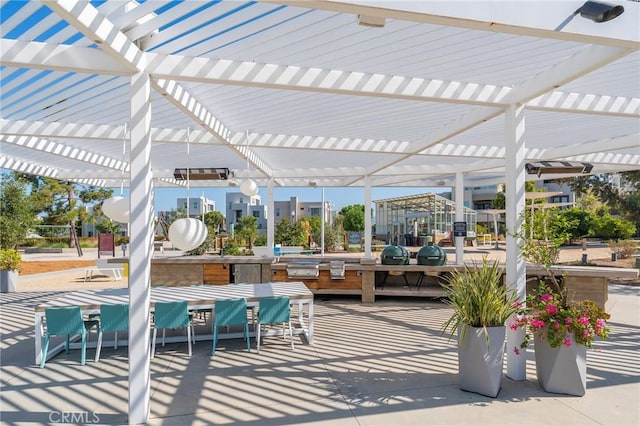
[256,296,294,353]
[40,306,99,368]
[212,298,250,355]
[95,303,129,362]
[152,301,192,358]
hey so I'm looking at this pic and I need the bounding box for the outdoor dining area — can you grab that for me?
[34,282,314,367]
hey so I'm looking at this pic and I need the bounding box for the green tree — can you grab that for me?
[590,207,636,240]
[558,171,640,236]
[235,215,259,248]
[94,218,122,235]
[274,217,306,246]
[22,176,112,248]
[0,174,37,249]
[203,211,225,233]
[548,207,592,243]
[340,204,365,233]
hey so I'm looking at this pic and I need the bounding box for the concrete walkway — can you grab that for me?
[1,281,638,425]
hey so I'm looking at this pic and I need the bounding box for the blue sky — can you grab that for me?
[152,186,449,214]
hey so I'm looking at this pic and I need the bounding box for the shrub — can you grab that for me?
[607,239,638,259]
[0,249,22,272]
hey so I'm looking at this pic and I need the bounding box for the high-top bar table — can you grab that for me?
[34,282,313,364]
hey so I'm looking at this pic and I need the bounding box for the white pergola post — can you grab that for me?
[364,176,372,258]
[505,104,527,380]
[267,178,275,256]
[455,172,465,265]
[321,187,325,257]
[128,71,154,423]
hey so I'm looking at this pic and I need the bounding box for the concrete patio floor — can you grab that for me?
[1,285,638,425]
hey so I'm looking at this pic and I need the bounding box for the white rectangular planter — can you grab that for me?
[458,325,506,398]
[535,332,587,396]
[0,270,18,293]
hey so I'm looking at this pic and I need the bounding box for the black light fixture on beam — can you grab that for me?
[577,1,624,22]
[554,1,624,31]
[173,168,231,181]
[525,161,594,177]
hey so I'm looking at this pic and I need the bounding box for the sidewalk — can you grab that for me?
[1,284,638,425]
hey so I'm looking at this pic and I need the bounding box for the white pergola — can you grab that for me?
[1,1,638,423]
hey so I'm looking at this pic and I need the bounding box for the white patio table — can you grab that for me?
[34,282,314,364]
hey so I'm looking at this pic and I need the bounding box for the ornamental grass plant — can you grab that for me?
[441,258,519,342]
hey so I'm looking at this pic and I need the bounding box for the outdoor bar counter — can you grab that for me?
[137,256,638,310]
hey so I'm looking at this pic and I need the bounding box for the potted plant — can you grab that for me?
[441,258,520,397]
[0,249,22,293]
[512,237,610,396]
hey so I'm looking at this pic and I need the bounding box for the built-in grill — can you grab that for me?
[286,260,320,279]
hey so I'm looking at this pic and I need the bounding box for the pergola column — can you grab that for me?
[505,104,527,380]
[267,178,275,255]
[364,176,372,258]
[128,71,154,423]
[455,172,465,265]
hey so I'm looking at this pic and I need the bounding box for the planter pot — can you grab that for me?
[0,270,18,293]
[458,325,506,397]
[535,332,587,396]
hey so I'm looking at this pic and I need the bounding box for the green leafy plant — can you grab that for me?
[512,228,610,353]
[441,258,519,342]
[0,249,22,272]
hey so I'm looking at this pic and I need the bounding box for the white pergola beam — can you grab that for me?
[3,40,638,118]
[0,39,127,75]
[0,119,219,145]
[44,0,144,73]
[0,135,127,171]
[528,91,640,117]
[0,155,60,178]
[153,78,273,177]
[290,0,640,47]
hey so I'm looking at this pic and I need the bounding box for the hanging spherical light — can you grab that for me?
[168,217,208,251]
[102,196,130,223]
[240,177,258,197]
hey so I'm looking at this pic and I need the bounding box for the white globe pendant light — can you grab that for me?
[168,127,208,252]
[102,195,130,223]
[102,126,130,224]
[240,176,258,197]
[168,217,208,251]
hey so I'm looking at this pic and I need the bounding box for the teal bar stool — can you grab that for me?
[152,301,193,358]
[212,298,250,355]
[256,296,294,353]
[95,303,129,362]
[40,306,99,368]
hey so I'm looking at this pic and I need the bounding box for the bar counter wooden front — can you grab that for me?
[115,256,638,310]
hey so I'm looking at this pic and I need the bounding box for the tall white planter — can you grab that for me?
[535,332,587,396]
[0,270,18,293]
[458,325,506,398]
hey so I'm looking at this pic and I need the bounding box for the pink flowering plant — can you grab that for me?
[512,281,610,352]
[512,229,610,353]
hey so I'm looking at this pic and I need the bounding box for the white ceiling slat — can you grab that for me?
[124,1,205,42]
[0,2,42,37]
[138,1,250,52]
[1,1,639,190]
